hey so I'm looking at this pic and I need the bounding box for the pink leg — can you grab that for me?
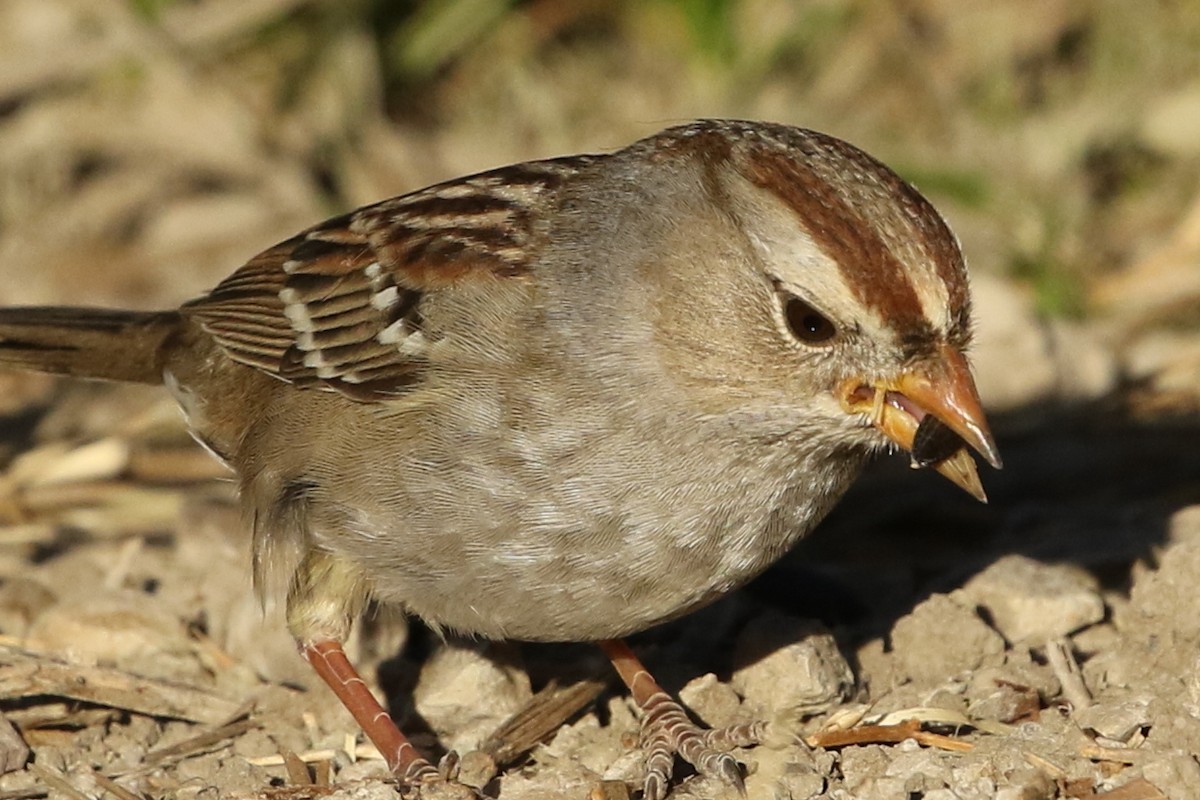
[601,639,756,800]
[303,639,438,786]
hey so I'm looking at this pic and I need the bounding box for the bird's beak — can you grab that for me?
[837,343,1002,502]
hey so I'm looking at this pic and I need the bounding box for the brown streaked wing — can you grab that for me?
[184,155,595,400]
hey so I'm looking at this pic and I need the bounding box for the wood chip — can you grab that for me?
[873,705,1014,736]
[806,719,974,752]
[27,764,90,800]
[141,716,260,768]
[312,758,331,787]
[1074,777,1167,800]
[282,750,312,786]
[589,780,633,800]
[20,438,130,489]
[0,645,240,724]
[1047,638,1093,711]
[245,750,339,768]
[103,536,144,591]
[1080,743,1144,765]
[91,771,145,800]
[4,700,117,730]
[0,712,28,774]
[479,677,607,768]
[1024,750,1068,780]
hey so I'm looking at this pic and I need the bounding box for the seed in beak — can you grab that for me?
[911,415,967,469]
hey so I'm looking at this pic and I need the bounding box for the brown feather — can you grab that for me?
[184,156,596,400]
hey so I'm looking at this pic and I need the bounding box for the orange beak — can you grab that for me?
[837,343,1002,502]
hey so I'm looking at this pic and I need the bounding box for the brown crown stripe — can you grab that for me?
[742,146,929,336]
[891,179,970,333]
[809,134,969,341]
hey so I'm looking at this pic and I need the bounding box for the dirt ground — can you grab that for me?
[1,2,1200,799]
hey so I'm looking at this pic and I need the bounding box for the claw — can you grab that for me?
[716,754,746,795]
[643,773,668,800]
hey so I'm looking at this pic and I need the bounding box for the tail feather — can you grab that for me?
[0,307,180,384]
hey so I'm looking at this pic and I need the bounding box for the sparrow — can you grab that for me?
[0,119,999,798]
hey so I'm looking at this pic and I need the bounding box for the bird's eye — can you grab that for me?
[782,294,837,344]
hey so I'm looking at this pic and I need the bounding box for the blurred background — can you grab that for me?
[1,1,1200,797]
[0,0,1197,415]
[1,0,1198,354]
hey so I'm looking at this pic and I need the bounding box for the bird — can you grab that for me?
[0,119,1000,799]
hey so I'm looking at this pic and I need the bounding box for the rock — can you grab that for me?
[731,614,854,718]
[969,274,1115,412]
[456,750,499,790]
[1142,752,1200,800]
[838,745,904,800]
[992,768,1058,800]
[889,592,1006,682]
[1074,697,1152,742]
[28,594,194,677]
[1145,693,1200,762]
[769,764,828,800]
[965,648,1061,710]
[968,680,1040,725]
[0,577,56,639]
[0,715,28,774]
[677,673,743,729]
[970,274,1056,411]
[538,697,633,781]
[1129,506,1200,640]
[961,555,1105,643]
[413,642,533,754]
[1046,319,1118,402]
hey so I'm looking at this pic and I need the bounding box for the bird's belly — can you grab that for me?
[352,472,834,642]
[290,390,864,642]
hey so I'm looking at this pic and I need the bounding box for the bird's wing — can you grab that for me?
[185,156,594,401]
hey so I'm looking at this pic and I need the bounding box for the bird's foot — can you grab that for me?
[398,775,481,800]
[397,752,484,799]
[600,639,774,799]
[637,692,766,800]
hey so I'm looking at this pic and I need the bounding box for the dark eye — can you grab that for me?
[782,294,837,344]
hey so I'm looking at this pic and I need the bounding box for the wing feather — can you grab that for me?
[184,156,595,400]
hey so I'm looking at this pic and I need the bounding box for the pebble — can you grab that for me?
[413,641,533,754]
[731,613,854,719]
[960,555,1105,643]
[889,592,1006,682]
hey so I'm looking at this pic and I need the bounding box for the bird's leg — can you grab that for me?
[287,549,474,795]
[600,639,759,800]
[302,638,438,785]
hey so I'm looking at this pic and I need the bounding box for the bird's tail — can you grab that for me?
[0,307,180,385]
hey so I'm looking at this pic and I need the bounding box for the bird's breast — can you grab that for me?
[326,405,863,641]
